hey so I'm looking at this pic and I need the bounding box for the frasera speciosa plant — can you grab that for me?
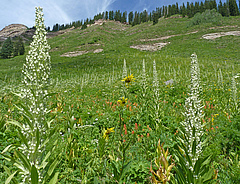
[2,7,59,184]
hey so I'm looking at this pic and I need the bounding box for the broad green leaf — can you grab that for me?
[18,131,29,149]
[43,92,58,99]
[31,165,39,184]
[6,120,23,129]
[192,139,196,156]
[5,171,18,184]
[40,151,51,169]
[47,157,59,176]
[2,144,12,154]
[49,172,59,184]
[13,163,28,174]
[15,150,31,171]
[34,128,40,154]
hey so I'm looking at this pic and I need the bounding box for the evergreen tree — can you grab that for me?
[181,3,186,17]
[153,12,158,25]
[205,0,211,9]
[212,0,217,10]
[13,42,19,57]
[114,10,121,21]
[121,11,127,23]
[218,0,224,15]
[12,37,25,57]
[128,11,134,24]
[109,11,114,20]
[0,37,13,59]
[195,2,200,14]
[200,1,205,13]
[18,37,25,55]
[176,2,179,14]
[223,2,230,16]
[229,0,240,15]
[105,11,109,20]
[187,2,191,17]
[142,10,148,22]
[190,2,195,17]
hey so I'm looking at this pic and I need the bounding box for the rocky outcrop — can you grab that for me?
[0,24,28,41]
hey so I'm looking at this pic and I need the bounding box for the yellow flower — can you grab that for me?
[121,74,135,87]
[103,127,115,140]
[118,97,128,106]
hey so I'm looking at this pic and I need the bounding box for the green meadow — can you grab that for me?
[0,15,240,183]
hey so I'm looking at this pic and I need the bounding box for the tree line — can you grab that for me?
[49,0,240,31]
[0,37,25,59]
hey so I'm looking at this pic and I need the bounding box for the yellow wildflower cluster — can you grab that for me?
[118,97,128,106]
[103,128,115,140]
[122,74,135,87]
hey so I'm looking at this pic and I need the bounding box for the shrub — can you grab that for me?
[187,9,222,27]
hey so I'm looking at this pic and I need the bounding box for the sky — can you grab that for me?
[0,0,229,31]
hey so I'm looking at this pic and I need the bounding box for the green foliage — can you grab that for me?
[13,37,25,57]
[187,9,223,27]
[0,11,240,184]
[153,12,159,25]
[229,0,240,16]
[0,37,13,59]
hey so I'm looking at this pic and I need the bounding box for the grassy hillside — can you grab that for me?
[0,15,240,183]
[1,16,239,90]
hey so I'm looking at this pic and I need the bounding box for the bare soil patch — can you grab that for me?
[130,42,170,51]
[61,51,88,57]
[202,31,240,39]
[60,49,103,57]
[93,49,103,53]
[140,31,198,42]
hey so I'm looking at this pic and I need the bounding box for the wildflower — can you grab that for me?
[122,74,135,87]
[147,133,150,137]
[118,97,128,106]
[135,123,138,130]
[103,127,115,140]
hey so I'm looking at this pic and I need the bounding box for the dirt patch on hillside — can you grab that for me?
[209,25,238,29]
[93,49,103,53]
[130,42,170,51]
[140,31,198,42]
[202,31,240,39]
[60,49,103,57]
[61,51,88,57]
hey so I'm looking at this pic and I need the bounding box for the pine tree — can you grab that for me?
[186,2,191,17]
[121,11,127,23]
[109,11,114,20]
[218,0,223,15]
[181,3,186,17]
[200,1,205,13]
[13,42,19,57]
[128,11,133,24]
[0,37,13,59]
[18,37,25,55]
[105,11,109,20]
[223,2,230,16]
[153,12,158,25]
[229,0,240,16]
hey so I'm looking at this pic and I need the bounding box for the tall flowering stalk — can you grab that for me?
[181,53,204,170]
[175,54,214,183]
[3,7,59,184]
[231,74,239,111]
[141,59,147,97]
[153,60,160,121]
